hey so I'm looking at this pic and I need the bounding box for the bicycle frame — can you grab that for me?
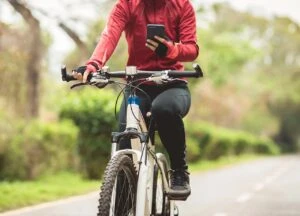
[110,93,174,215]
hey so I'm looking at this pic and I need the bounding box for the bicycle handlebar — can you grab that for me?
[61,63,204,82]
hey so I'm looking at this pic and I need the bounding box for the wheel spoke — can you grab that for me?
[152,165,168,216]
[114,168,136,215]
[98,155,137,216]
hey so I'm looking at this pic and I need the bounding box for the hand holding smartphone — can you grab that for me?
[146,24,172,57]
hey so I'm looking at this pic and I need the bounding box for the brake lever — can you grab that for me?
[163,78,187,84]
[146,72,169,84]
[90,81,109,89]
[70,82,89,89]
[146,72,187,85]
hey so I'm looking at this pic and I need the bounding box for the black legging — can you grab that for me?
[118,82,191,170]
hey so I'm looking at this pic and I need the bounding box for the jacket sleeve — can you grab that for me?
[175,1,199,62]
[86,0,130,69]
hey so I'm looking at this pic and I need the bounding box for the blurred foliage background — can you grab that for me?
[0,0,299,181]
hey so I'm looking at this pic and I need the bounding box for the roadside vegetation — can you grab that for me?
[0,172,99,212]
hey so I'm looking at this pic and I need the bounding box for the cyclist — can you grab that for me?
[73,0,199,199]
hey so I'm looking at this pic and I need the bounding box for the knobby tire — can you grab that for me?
[97,154,137,216]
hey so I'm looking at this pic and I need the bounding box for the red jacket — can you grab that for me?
[87,0,199,71]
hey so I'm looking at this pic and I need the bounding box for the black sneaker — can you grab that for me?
[168,169,191,200]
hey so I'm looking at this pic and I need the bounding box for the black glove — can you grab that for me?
[72,66,93,82]
[73,66,87,75]
[146,36,178,59]
[155,42,168,57]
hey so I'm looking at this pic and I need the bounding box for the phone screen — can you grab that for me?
[147,24,165,41]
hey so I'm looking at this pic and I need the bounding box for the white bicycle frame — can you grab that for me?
[109,95,177,216]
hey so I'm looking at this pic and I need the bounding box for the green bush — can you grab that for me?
[186,121,280,161]
[0,119,79,180]
[59,87,118,179]
[186,136,201,162]
[203,131,236,160]
[0,113,15,178]
[253,137,280,155]
[234,133,254,155]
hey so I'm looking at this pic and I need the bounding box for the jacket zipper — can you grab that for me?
[153,0,159,67]
[153,0,156,23]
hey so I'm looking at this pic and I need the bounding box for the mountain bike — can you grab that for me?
[61,64,203,216]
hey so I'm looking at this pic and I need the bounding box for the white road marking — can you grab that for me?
[215,157,297,216]
[236,158,296,205]
[253,183,265,191]
[236,193,253,203]
[264,175,276,184]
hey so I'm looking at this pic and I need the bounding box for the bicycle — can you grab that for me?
[61,64,203,216]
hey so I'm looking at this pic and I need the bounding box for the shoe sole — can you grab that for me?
[167,189,191,201]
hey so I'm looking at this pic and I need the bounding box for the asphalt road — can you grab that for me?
[1,155,300,216]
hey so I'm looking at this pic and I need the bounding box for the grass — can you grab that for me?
[0,154,265,213]
[189,154,264,173]
[0,172,99,212]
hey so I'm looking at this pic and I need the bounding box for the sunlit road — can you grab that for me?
[178,155,300,216]
[1,155,300,216]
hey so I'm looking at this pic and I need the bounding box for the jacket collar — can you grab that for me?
[143,0,166,7]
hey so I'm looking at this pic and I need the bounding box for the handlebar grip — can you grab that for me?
[193,63,204,78]
[61,65,77,82]
[168,64,204,78]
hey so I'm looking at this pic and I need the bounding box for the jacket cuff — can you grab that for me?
[86,60,102,72]
[85,64,97,73]
[166,43,179,59]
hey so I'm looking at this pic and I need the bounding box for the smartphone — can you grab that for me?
[147,24,166,41]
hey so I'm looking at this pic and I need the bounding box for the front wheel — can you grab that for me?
[152,164,166,215]
[97,154,137,216]
[152,164,179,216]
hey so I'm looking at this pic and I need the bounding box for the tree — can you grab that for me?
[7,0,43,118]
[194,3,300,151]
[26,5,90,64]
[0,22,27,116]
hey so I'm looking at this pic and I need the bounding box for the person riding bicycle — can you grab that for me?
[73,0,199,199]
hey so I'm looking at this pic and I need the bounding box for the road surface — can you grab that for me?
[1,155,300,216]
